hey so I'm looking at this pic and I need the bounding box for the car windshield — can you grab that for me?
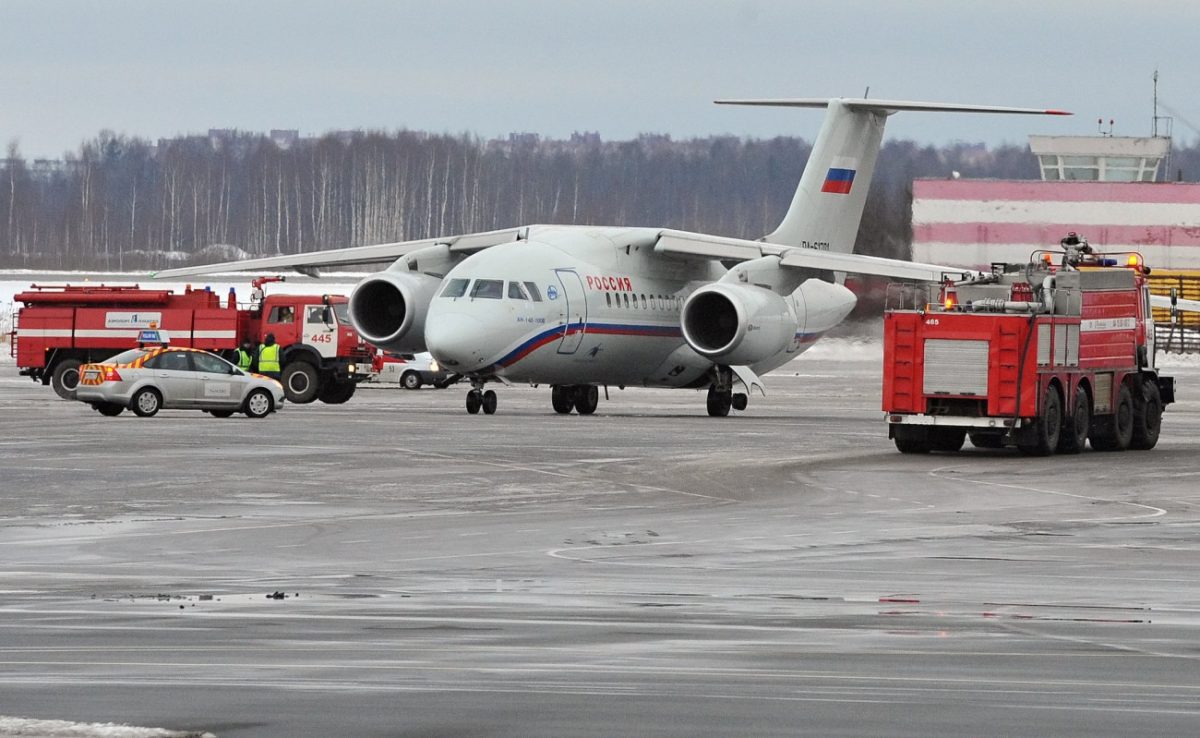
[103,348,153,365]
[332,303,350,324]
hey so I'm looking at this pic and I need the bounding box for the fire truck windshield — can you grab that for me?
[332,303,350,325]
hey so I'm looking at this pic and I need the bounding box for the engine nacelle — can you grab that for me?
[348,270,442,353]
[681,283,798,365]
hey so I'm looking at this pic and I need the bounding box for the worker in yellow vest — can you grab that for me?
[235,338,255,373]
[258,333,282,380]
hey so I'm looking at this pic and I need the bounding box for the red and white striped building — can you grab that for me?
[911,134,1200,271]
[912,179,1200,270]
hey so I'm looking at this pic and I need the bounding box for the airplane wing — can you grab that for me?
[152,227,526,279]
[654,229,982,282]
[1151,294,1200,313]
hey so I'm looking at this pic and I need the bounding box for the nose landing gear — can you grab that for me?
[465,382,498,415]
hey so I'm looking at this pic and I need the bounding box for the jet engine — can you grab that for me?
[348,270,442,353]
[680,283,798,366]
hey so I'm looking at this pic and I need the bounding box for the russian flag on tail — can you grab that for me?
[821,167,856,194]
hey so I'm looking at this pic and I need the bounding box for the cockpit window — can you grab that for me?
[440,278,470,298]
[523,282,543,302]
[470,279,504,299]
[507,281,529,300]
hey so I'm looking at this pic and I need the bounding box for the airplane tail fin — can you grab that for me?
[716,99,1069,254]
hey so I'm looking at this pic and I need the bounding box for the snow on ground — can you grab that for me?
[0,716,214,738]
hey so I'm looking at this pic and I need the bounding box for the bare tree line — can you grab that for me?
[2,127,1130,271]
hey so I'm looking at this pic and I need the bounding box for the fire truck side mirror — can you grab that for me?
[322,306,334,325]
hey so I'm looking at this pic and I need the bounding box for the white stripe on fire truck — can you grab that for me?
[19,328,238,339]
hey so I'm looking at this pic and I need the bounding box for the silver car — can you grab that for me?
[76,347,285,418]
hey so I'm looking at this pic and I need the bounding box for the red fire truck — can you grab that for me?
[11,277,373,405]
[882,241,1173,455]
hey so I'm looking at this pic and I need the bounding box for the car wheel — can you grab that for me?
[402,371,422,390]
[52,359,83,400]
[131,387,162,417]
[282,362,320,404]
[243,389,274,418]
[94,402,123,417]
[208,409,235,418]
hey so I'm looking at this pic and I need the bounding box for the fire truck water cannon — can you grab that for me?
[883,236,1174,456]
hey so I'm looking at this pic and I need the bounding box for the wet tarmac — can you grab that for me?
[2,354,1199,737]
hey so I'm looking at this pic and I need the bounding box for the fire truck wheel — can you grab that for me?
[94,402,124,417]
[893,426,930,454]
[131,388,162,418]
[928,427,965,452]
[551,385,574,414]
[1018,385,1062,456]
[575,385,599,415]
[243,389,274,418]
[319,381,357,404]
[401,371,423,390]
[1130,380,1163,451]
[1057,387,1091,455]
[52,359,83,400]
[1091,383,1134,451]
[969,433,1005,449]
[482,389,498,415]
[281,362,320,404]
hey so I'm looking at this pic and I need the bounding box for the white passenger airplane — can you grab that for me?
[157,98,1068,416]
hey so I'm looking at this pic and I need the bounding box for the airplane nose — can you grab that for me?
[425,313,494,371]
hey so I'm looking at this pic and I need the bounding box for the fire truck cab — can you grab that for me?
[882,239,1173,455]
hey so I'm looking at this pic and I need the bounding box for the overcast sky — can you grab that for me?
[3,0,1197,159]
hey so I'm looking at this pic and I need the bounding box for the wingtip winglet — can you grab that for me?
[1045,109,1073,116]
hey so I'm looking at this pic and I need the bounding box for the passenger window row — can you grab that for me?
[604,293,682,312]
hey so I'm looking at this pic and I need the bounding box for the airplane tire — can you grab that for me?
[731,393,748,411]
[551,385,574,414]
[575,385,599,415]
[706,387,731,417]
[466,390,482,415]
[482,390,498,415]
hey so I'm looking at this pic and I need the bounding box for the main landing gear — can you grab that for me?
[706,367,748,417]
[551,384,599,415]
[464,380,498,415]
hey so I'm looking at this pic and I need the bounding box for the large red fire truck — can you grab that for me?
[882,240,1173,455]
[11,277,373,405]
